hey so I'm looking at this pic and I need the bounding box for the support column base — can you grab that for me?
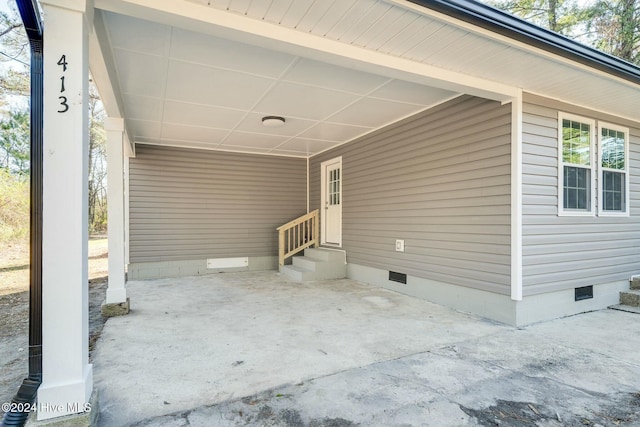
[26,389,99,427]
[105,287,127,305]
[101,297,130,318]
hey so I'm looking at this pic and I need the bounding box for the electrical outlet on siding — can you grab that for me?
[395,240,405,252]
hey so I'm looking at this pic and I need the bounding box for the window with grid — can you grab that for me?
[329,168,340,206]
[600,124,629,215]
[559,115,594,214]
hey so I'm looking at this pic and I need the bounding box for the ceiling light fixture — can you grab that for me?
[262,116,286,127]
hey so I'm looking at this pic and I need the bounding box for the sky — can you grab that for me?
[0,1,14,15]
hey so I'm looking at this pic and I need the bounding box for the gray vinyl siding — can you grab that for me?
[310,95,512,295]
[522,93,640,295]
[129,145,306,263]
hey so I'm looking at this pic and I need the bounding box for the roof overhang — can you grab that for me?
[407,0,640,86]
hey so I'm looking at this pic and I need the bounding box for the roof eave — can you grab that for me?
[409,0,640,86]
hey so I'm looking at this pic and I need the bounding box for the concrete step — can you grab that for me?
[281,262,347,282]
[280,264,314,282]
[292,256,324,272]
[305,248,346,263]
[631,277,640,290]
[619,290,640,307]
[312,260,346,280]
[610,304,640,315]
[281,248,347,282]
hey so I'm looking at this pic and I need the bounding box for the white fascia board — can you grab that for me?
[93,0,519,101]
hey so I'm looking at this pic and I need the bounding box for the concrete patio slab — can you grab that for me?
[92,272,640,426]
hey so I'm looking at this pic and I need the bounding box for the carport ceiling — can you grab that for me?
[101,11,458,157]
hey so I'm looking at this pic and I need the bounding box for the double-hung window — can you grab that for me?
[599,123,629,215]
[558,113,630,216]
[558,114,595,215]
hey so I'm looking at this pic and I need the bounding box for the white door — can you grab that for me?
[321,157,342,246]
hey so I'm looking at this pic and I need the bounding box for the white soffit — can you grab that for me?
[181,0,640,123]
[98,9,460,157]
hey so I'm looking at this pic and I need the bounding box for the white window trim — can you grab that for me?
[558,112,596,217]
[598,122,630,217]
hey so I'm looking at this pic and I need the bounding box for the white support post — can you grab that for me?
[39,0,93,420]
[105,117,127,303]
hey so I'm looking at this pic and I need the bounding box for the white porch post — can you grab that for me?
[39,0,93,420]
[105,117,127,304]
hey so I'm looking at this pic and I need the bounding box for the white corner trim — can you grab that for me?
[510,92,523,301]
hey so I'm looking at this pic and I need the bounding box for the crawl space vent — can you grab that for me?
[389,271,407,284]
[575,285,593,301]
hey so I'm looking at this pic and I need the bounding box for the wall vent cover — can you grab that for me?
[575,285,593,301]
[389,271,407,284]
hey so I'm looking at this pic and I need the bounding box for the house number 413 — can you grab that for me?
[57,55,69,113]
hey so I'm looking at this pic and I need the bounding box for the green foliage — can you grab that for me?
[0,9,30,112]
[588,0,640,64]
[485,0,640,65]
[486,0,594,35]
[0,69,29,99]
[0,108,29,175]
[88,86,107,234]
[0,169,29,242]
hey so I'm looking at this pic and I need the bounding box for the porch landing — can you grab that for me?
[92,272,640,426]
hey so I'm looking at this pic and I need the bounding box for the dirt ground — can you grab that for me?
[0,237,109,413]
